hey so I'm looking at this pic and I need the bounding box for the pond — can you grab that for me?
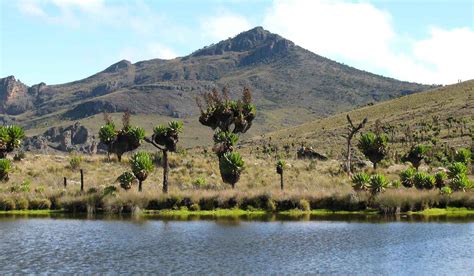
[1,214,473,274]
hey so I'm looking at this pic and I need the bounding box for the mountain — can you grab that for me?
[248,80,474,156]
[1,27,433,136]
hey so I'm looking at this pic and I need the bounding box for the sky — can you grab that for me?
[0,0,473,86]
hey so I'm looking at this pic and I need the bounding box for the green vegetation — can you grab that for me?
[351,172,370,191]
[402,144,430,170]
[117,171,136,190]
[0,125,25,158]
[130,152,154,192]
[0,159,12,181]
[357,132,388,169]
[98,112,145,162]
[276,159,286,190]
[197,87,256,188]
[146,120,183,193]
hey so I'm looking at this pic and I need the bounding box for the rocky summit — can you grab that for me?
[1,27,433,132]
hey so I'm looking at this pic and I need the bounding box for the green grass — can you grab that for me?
[0,209,63,215]
[409,207,474,216]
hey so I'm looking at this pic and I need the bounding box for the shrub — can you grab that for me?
[447,162,468,178]
[351,172,370,191]
[219,152,245,188]
[118,171,136,190]
[440,186,452,195]
[450,174,473,192]
[0,125,25,158]
[192,176,207,189]
[400,167,416,188]
[391,180,402,189]
[357,132,388,169]
[0,159,12,181]
[402,144,430,170]
[104,186,118,196]
[298,199,311,211]
[413,172,435,190]
[69,155,82,170]
[130,151,154,192]
[189,203,200,211]
[454,148,471,166]
[370,174,388,194]
[29,198,52,210]
[434,171,448,189]
[0,197,16,210]
[87,187,98,194]
[13,150,26,161]
[15,197,29,210]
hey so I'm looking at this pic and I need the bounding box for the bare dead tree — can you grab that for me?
[345,115,367,175]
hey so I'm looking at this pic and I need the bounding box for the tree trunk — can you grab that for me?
[373,162,377,170]
[346,135,352,175]
[138,180,143,192]
[63,177,67,188]
[280,171,284,190]
[231,183,235,189]
[162,150,169,194]
[80,169,84,192]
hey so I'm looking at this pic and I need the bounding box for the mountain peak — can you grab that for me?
[103,59,133,73]
[190,26,294,57]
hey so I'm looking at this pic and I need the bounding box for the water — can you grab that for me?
[1,214,473,274]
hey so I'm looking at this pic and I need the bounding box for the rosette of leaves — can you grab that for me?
[357,132,388,169]
[112,126,145,161]
[117,171,136,190]
[453,148,471,166]
[400,167,416,188]
[447,162,468,178]
[369,174,388,194]
[153,121,183,152]
[434,171,448,189]
[212,130,239,157]
[351,172,371,191]
[0,159,12,181]
[99,123,116,159]
[402,144,430,170]
[0,125,25,158]
[276,159,286,190]
[450,174,473,192]
[219,152,245,188]
[130,152,154,192]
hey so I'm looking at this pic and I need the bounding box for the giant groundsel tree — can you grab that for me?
[197,87,256,188]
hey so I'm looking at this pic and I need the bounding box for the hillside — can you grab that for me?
[248,80,474,157]
[1,27,431,137]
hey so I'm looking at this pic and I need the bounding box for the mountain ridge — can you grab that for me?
[1,27,433,135]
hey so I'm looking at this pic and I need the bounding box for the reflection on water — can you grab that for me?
[1,214,473,274]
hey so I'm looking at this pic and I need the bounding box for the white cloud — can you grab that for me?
[262,0,474,84]
[119,43,178,62]
[200,13,252,41]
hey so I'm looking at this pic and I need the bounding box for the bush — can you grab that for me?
[298,199,310,211]
[400,167,416,188]
[13,151,26,161]
[370,174,388,194]
[104,186,118,196]
[447,162,468,178]
[13,197,28,210]
[450,174,473,192]
[440,186,452,195]
[192,176,207,189]
[413,172,435,190]
[118,171,136,190]
[0,197,16,210]
[189,203,200,211]
[391,180,401,189]
[29,198,52,210]
[454,148,471,166]
[357,132,388,169]
[434,171,448,189]
[351,172,370,191]
[0,159,12,181]
[69,155,82,170]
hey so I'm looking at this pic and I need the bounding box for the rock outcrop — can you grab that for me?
[23,122,98,153]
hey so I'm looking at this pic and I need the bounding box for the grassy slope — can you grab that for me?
[248,80,474,155]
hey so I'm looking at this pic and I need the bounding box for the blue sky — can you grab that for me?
[1,0,473,85]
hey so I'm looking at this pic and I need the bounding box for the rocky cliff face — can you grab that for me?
[23,122,99,153]
[0,76,34,115]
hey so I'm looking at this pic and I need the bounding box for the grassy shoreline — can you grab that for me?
[1,207,473,217]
